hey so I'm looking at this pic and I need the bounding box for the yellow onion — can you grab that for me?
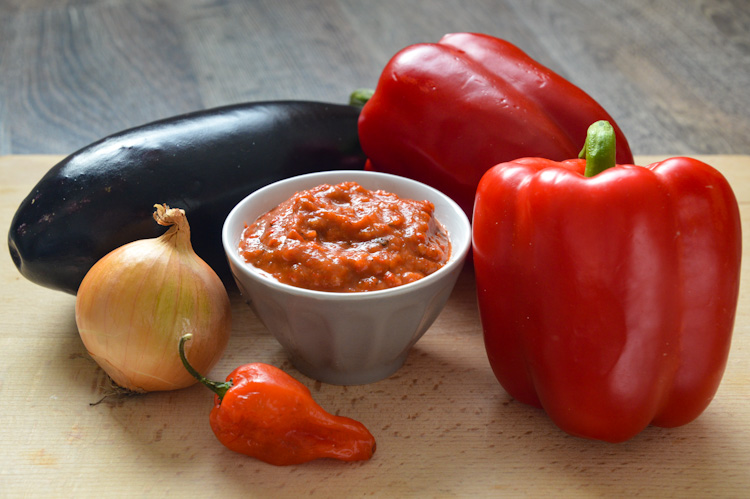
[75,204,231,392]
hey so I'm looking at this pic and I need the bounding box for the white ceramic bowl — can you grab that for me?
[222,170,471,385]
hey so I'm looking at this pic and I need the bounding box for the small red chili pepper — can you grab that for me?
[179,334,376,465]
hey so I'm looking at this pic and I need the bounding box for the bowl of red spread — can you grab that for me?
[222,170,471,385]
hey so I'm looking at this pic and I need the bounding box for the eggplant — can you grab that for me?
[8,101,367,295]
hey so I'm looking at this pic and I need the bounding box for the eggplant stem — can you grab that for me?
[179,334,232,399]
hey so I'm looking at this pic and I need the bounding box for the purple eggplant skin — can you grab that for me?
[8,101,367,295]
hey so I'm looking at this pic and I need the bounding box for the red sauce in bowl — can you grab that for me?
[238,181,451,292]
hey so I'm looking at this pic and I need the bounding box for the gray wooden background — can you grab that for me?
[1,0,748,156]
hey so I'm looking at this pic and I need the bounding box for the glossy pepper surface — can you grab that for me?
[472,122,741,443]
[357,32,634,218]
[179,335,376,465]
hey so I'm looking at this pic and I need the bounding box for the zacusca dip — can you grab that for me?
[238,181,451,292]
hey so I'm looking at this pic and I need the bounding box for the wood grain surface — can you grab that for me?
[1,0,749,156]
[1,155,749,497]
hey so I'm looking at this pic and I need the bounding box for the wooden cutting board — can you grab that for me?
[2,155,749,497]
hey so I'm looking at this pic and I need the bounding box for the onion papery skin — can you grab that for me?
[75,209,231,392]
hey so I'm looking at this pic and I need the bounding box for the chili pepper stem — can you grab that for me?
[179,334,232,399]
[579,120,617,177]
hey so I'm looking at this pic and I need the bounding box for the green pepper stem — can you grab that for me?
[579,120,617,177]
[349,88,375,107]
[179,334,232,400]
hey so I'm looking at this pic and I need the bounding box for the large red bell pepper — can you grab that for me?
[357,32,634,218]
[472,121,741,443]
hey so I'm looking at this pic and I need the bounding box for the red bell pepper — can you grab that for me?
[357,32,634,218]
[472,121,741,443]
